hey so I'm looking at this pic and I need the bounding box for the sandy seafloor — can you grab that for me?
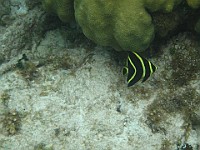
[0,1,200,150]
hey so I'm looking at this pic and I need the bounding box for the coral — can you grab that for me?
[74,0,155,52]
[144,0,182,12]
[151,3,197,38]
[186,0,200,8]
[195,18,200,33]
[42,0,200,52]
[0,0,11,26]
[145,34,200,137]
[152,11,181,37]
[41,0,74,23]
[25,0,41,10]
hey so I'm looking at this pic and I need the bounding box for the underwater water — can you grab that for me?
[0,1,200,150]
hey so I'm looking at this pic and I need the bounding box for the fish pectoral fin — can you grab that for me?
[123,67,128,75]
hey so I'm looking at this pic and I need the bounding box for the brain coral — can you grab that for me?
[42,0,200,52]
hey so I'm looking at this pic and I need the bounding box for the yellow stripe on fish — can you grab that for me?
[123,51,157,87]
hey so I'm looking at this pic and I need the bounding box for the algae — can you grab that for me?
[2,110,21,135]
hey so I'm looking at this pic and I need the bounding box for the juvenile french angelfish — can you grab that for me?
[123,51,157,87]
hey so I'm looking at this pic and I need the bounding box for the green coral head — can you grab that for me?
[187,0,200,9]
[144,0,182,12]
[42,0,75,23]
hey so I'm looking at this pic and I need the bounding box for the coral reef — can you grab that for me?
[74,0,155,52]
[42,0,74,23]
[0,0,11,26]
[186,0,200,8]
[145,33,200,149]
[42,0,200,52]
[0,1,200,149]
[144,0,182,12]
[195,18,200,33]
[151,2,200,38]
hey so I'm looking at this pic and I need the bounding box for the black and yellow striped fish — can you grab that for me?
[123,51,157,87]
